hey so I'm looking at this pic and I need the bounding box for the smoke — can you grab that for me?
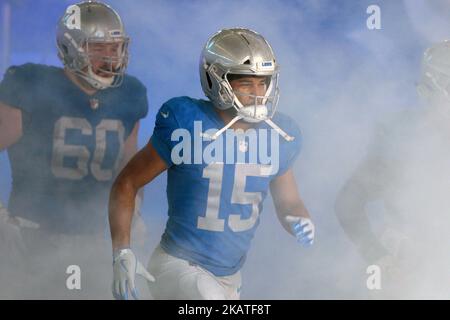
[1,0,450,299]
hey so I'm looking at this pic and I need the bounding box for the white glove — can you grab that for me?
[285,215,315,247]
[112,248,155,300]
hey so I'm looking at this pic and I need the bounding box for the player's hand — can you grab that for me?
[377,228,411,278]
[0,202,30,264]
[285,215,315,247]
[112,248,155,300]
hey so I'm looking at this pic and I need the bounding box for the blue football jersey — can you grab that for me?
[150,96,302,276]
[0,63,148,234]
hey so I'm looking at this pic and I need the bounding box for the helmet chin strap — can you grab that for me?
[203,104,295,141]
[202,115,243,140]
[233,92,295,141]
[264,118,295,142]
[202,113,295,142]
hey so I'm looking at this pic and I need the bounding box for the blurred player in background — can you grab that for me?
[335,41,450,299]
[109,28,315,300]
[0,1,148,298]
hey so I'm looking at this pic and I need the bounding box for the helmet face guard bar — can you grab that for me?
[231,74,280,123]
[76,37,129,88]
[208,62,280,123]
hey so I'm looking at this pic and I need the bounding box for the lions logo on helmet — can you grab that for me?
[56,1,129,90]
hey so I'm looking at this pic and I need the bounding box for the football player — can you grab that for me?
[109,28,314,300]
[0,1,148,298]
[335,41,450,299]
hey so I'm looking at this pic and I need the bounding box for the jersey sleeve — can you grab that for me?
[275,116,302,177]
[133,81,149,122]
[334,121,395,263]
[150,101,181,167]
[0,64,36,114]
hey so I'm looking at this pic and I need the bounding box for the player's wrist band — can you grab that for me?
[113,246,132,259]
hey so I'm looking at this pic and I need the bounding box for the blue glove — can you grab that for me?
[285,215,315,247]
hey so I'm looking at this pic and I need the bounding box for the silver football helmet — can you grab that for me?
[199,28,293,141]
[417,40,450,106]
[56,1,129,90]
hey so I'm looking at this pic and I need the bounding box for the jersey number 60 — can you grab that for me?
[51,116,125,181]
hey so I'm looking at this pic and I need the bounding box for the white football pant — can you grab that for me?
[147,245,241,300]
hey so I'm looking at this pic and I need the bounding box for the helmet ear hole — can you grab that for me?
[205,72,213,89]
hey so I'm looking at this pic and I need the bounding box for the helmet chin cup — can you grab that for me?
[238,105,269,123]
[82,66,115,90]
[76,68,114,90]
[232,84,278,123]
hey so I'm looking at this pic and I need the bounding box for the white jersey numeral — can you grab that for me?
[91,119,125,181]
[197,163,272,232]
[51,117,92,180]
[51,117,125,181]
[197,163,225,231]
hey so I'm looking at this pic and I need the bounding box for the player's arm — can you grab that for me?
[109,140,167,249]
[334,150,390,263]
[0,102,23,151]
[121,121,146,245]
[270,168,314,246]
[121,122,143,203]
[109,141,166,299]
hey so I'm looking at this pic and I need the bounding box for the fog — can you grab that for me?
[1,0,450,299]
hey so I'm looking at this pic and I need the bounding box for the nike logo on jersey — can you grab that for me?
[160,111,169,118]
